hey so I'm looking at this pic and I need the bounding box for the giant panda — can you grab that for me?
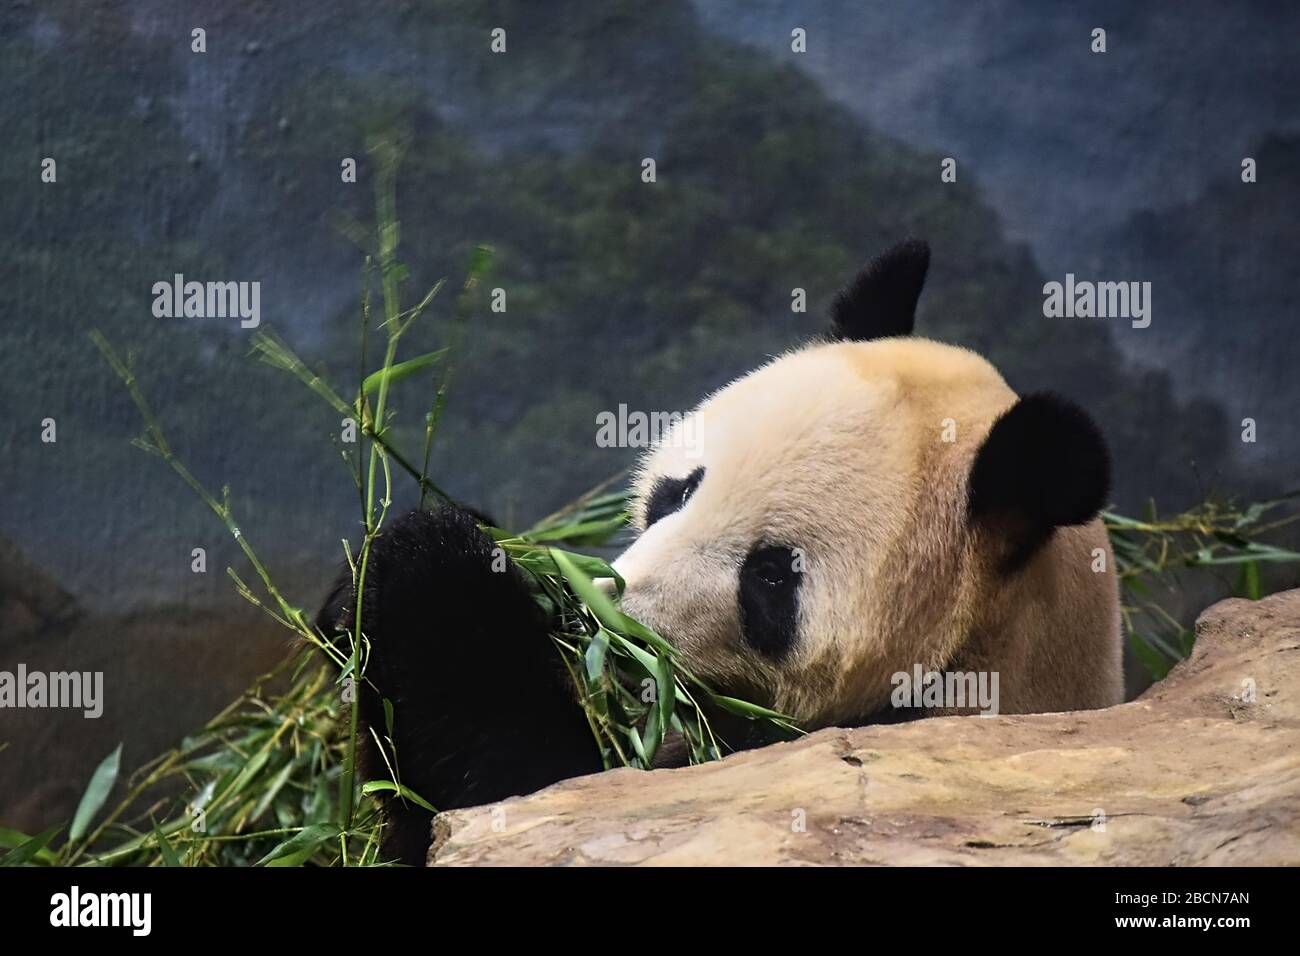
[318,239,1122,865]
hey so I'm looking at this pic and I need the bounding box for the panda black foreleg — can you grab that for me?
[316,505,602,865]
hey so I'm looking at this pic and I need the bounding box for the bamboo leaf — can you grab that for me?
[524,517,629,546]
[0,827,57,864]
[584,629,610,681]
[0,826,62,867]
[361,780,436,812]
[1238,559,1262,600]
[152,820,182,868]
[69,744,122,844]
[1129,634,1172,681]
[361,349,447,396]
[256,824,342,867]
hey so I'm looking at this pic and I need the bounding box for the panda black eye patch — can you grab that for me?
[643,467,705,528]
[739,544,802,660]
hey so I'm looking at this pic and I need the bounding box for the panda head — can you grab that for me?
[613,240,1111,727]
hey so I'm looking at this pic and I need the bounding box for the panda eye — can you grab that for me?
[739,544,802,660]
[643,467,705,528]
[754,558,787,587]
[748,547,795,587]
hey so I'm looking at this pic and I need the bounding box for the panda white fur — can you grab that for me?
[318,239,1122,864]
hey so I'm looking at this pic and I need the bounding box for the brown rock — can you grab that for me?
[0,536,79,641]
[428,588,1300,866]
[0,604,290,833]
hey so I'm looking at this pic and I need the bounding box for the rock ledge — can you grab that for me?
[429,589,1300,865]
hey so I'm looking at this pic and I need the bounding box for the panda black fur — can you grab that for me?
[318,239,1121,865]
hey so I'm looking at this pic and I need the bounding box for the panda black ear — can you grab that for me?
[967,393,1111,567]
[830,238,930,341]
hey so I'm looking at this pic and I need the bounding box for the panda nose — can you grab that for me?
[594,575,620,600]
